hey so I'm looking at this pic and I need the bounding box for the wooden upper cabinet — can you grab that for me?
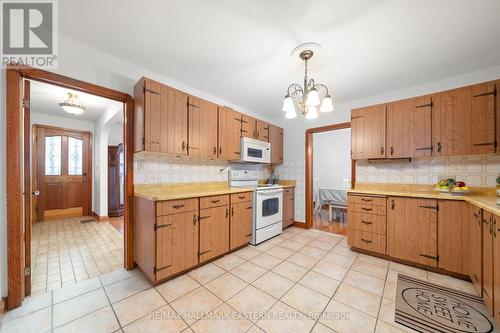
[134,78,161,152]
[218,106,242,160]
[351,104,386,159]
[269,124,284,164]
[256,120,269,141]
[433,88,472,156]
[241,114,256,139]
[188,96,218,159]
[351,108,365,159]
[159,86,188,155]
[471,83,496,154]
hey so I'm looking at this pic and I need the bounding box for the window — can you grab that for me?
[45,136,62,175]
[68,137,83,175]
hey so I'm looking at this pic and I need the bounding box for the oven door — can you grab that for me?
[255,189,283,229]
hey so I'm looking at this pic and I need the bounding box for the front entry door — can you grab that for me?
[34,125,92,221]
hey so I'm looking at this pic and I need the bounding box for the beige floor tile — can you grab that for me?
[375,319,418,333]
[356,253,389,268]
[320,299,376,333]
[281,284,330,316]
[0,306,51,333]
[104,274,151,303]
[378,298,415,332]
[351,259,388,279]
[388,262,427,281]
[190,303,253,333]
[323,252,356,268]
[213,254,246,271]
[311,322,336,332]
[253,240,276,252]
[312,260,349,281]
[250,253,283,270]
[298,245,328,259]
[298,271,340,297]
[227,285,277,322]
[427,271,477,295]
[271,261,308,282]
[170,287,223,325]
[279,239,305,251]
[156,274,201,302]
[233,246,261,261]
[333,283,381,317]
[308,239,336,251]
[286,252,320,269]
[230,262,267,283]
[205,273,248,300]
[383,281,397,301]
[53,288,109,327]
[266,245,295,260]
[113,288,167,326]
[343,270,385,296]
[122,304,187,333]
[246,325,266,333]
[188,263,225,285]
[256,301,316,333]
[252,271,294,299]
[289,235,313,244]
[54,306,120,333]
[53,276,102,304]
[3,291,52,322]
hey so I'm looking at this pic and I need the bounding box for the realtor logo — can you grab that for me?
[1,0,58,68]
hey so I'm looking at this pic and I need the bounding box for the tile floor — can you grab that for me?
[3,226,477,333]
[30,218,124,294]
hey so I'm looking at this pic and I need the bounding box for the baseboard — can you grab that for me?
[92,212,109,222]
[293,221,307,229]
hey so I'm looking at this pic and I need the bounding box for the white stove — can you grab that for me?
[229,170,283,245]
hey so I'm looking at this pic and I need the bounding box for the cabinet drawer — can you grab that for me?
[200,195,229,209]
[351,195,386,206]
[231,192,253,204]
[351,203,386,215]
[352,230,386,255]
[351,212,386,235]
[157,198,199,216]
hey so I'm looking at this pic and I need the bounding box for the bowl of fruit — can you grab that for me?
[434,179,470,195]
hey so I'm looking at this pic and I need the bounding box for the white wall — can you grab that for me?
[108,122,123,146]
[313,128,351,188]
[275,65,500,222]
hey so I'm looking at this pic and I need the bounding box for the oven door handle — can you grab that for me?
[257,190,283,196]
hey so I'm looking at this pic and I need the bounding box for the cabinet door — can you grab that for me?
[471,83,496,154]
[230,202,253,249]
[155,215,174,280]
[452,87,472,156]
[359,105,386,158]
[483,210,494,313]
[269,124,284,164]
[160,86,188,155]
[387,197,411,260]
[470,204,483,296]
[218,107,242,160]
[171,211,199,274]
[241,114,256,139]
[437,200,470,275]
[412,97,434,157]
[283,188,295,228]
[187,97,218,158]
[351,109,365,159]
[386,101,405,158]
[144,79,161,152]
[256,120,269,141]
[199,205,230,263]
[433,92,453,156]
[494,213,500,324]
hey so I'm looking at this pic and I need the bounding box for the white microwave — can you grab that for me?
[240,137,271,163]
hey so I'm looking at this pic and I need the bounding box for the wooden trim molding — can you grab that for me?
[305,122,353,230]
[92,212,110,222]
[5,65,135,309]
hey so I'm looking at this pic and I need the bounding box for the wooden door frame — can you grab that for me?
[6,65,135,310]
[32,124,93,221]
[305,122,355,229]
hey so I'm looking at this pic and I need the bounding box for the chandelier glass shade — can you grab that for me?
[282,49,333,119]
[59,93,86,115]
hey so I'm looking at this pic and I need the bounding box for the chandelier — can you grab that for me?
[59,93,86,115]
[282,48,333,119]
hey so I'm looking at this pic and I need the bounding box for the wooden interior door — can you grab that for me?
[471,83,496,154]
[35,126,91,221]
[241,114,256,139]
[482,210,494,313]
[199,205,230,263]
[24,79,31,296]
[230,202,252,249]
[470,204,483,296]
[256,120,269,141]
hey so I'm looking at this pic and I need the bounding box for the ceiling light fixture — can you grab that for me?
[282,44,333,119]
[59,93,86,115]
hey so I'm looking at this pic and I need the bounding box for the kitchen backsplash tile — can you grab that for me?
[275,160,306,222]
[133,153,271,185]
[356,154,500,186]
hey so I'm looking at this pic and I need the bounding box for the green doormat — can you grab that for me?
[395,274,497,333]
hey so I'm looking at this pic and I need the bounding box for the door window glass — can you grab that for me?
[262,197,279,217]
[68,137,83,175]
[45,136,62,175]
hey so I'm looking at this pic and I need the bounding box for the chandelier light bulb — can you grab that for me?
[285,107,297,119]
[305,105,318,119]
[320,95,334,112]
[282,95,294,113]
[305,88,320,106]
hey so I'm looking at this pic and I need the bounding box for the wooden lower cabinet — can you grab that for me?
[470,204,483,296]
[483,210,494,314]
[283,187,295,228]
[493,213,500,324]
[199,205,230,263]
[230,200,253,250]
[348,194,386,254]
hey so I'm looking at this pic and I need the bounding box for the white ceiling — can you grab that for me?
[60,0,500,119]
[29,80,123,122]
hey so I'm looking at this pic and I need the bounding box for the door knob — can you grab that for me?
[31,191,40,196]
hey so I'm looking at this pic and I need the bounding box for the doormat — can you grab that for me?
[395,274,497,333]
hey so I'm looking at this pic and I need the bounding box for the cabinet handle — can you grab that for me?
[361,221,373,225]
[437,142,442,153]
[473,142,495,147]
[193,214,198,224]
[246,206,252,210]
[213,146,217,155]
[416,146,433,151]
[199,216,210,220]
[182,141,186,151]
[390,146,394,155]
[380,147,384,155]
[361,198,372,202]
[238,195,246,199]
[219,146,222,155]
[473,212,480,218]
[361,207,372,211]
[391,200,395,210]
[361,238,372,243]
[231,207,234,216]
[211,199,220,204]
[226,208,229,218]
[172,204,184,209]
